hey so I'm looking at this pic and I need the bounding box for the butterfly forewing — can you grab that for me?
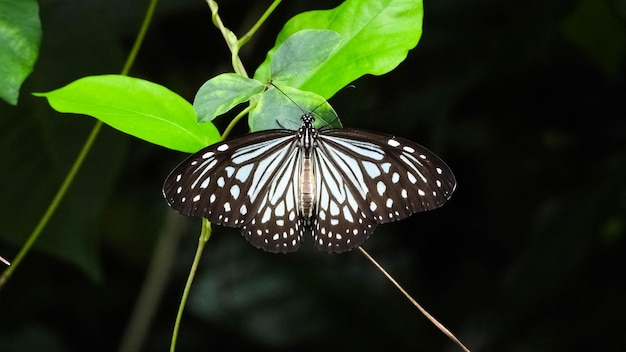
[309,130,456,252]
[164,131,301,237]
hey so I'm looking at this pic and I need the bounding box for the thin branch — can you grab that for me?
[170,219,212,352]
[0,121,103,289]
[238,0,282,47]
[207,0,248,77]
[357,246,471,352]
[221,103,256,140]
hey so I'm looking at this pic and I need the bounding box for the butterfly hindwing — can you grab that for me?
[240,142,305,253]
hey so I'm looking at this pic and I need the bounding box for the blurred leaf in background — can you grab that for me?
[0,0,41,105]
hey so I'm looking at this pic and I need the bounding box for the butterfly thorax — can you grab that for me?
[298,113,317,156]
[298,113,318,221]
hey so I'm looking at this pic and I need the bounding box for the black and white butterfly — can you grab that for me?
[163,112,456,253]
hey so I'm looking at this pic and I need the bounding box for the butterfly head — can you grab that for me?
[298,112,318,152]
[301,112,315,127]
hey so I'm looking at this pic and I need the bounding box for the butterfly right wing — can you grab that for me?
[162,130,305,252]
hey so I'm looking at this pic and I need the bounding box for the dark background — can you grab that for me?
[1,0,625,351]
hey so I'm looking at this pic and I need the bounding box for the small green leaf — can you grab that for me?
[194,73,265,123]
[254,0,423,98]
[35,75,220,153]
[0,0,42,105]
[249,85,340,132]
[270,30,342,82]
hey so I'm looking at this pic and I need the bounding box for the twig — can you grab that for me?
[357,246,471,352]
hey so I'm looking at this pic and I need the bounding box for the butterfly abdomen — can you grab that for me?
[299,157,316,219]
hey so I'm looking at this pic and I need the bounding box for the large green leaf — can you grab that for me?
[35,75,220,153]
[0,0,42,105]
[254,0,423,98]
[270,29,342,82]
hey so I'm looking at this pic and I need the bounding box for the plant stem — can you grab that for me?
[121,0,159,76]
[118,211,186,352]
[0,121,101,288]
[170,219,212,352]
[357,246,471,352]
[169,1,278,349]
[0,0,158,289]
[238,0,282,47]
[207,0,248,77]
[221,103,256,140]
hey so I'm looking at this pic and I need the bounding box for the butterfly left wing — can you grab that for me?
[163,130,306,252]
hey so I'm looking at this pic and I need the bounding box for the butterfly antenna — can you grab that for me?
[267,82,309,115]
[267,82,340,129]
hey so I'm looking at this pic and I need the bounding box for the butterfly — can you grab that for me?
[163,110,456,253]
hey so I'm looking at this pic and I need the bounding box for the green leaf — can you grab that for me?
[249,85,339,132]
[0,0,42,105]
[194,73,265,123]
[35,75,220,153]
[270,30,343,82]
[254,0,423,98]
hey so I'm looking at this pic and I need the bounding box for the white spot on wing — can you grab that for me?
[230,184,240,199]
[362,161,381,178]
[275,201,285,216]
[342,206,354,223]
[261,207,271,223]
[387,139,400,147]
[234,164,253,182]
[377,181,386,196]
[330,201,340,216]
